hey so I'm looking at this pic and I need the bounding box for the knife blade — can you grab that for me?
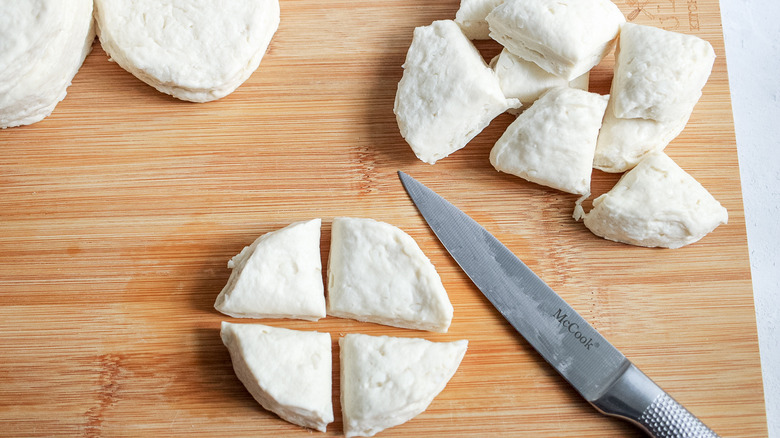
[398,171,719,438]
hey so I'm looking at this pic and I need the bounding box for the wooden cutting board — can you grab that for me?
[0,0,767,436]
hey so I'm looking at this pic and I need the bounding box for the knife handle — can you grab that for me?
[591,363,720,438]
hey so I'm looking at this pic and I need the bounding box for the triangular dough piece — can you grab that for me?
[575,152,728,248]
[490,48,590,106]
[486,0,624,81]
[340,334,468,438]
[215,219,326,321]
[394,20,520,164]
[94,0,280,102]
[454,0,504,40]
[327,217,453,333]
[489,87,608,195]
[593,96,691,173]
[1,0,94,128]
[220,322,333,432]
[611,23,715,123]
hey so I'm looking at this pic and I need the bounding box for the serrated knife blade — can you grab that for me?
[398,171,719,438]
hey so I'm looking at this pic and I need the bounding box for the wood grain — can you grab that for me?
[0,0,767,436]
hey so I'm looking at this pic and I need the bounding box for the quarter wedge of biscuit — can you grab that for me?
[491,48,589,106]
[394,20,521,164]
[220,322,333,432]
[593,96,691,173]
[576,152,728,248]
[327,217,454,333]
[340,334,468,438]
[490,87,608,195]
[486,0,624,81]
[215,219,326,321]
[610,22,715,123]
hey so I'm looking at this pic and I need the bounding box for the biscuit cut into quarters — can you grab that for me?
[94,0,280,102]
[340,334,468,438]
[394,19,520,164]
[610,22,715,123]
[575,152,728,248]
[220,322,333,432]
[489,87,608,196]
[0,0,95,128]
[490,48,589,106]
[486,0,624,81]
[327,217,454,333]
[214,219,326,321]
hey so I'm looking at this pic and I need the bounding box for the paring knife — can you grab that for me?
[398,171,719,438]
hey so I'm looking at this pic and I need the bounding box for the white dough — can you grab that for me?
[611,23,715,122]
[486,0,624,81]
[491,48,589,105]
[214,219,326,321]
[94,0,280,102]
[220,322,333,432]
[454,0,504,40]
[327,217,454,333]
[490,87,608,195]
[0,0,94,128]
[394,20,521,164]
[340,334,468,438]
[576,152,728,248]
[593,96,691,173]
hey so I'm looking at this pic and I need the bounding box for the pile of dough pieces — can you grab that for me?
[395,0,728,249]
[216,218,467,436]
[1,0,280,128]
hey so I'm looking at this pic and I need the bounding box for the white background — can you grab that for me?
[720,0,780,435]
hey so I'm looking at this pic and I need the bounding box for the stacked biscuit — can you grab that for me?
[215,218,467,436]
[395,0,727,249]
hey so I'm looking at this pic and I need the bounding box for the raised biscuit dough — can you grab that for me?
[486,0,624,81]
[593,96,691,173]
[490,87,608,196]
[340,334,468,438]
[611,22,715,123]
[454,0,504,40]
[214,219,326,321]
[394,20,520,164]
[490,48,589,106]
[220,322,333,432]
[94,0,280,102]
[327,217,454,333]
[576,151,728,248]
[0,0,94,128]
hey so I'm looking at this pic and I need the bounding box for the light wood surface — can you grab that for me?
[0,1,767,436]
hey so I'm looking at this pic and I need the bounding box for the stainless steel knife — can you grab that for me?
[398,171,719,438]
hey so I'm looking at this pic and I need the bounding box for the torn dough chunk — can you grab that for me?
[340,334,468,438]
[94,0,280,102]
[220,322,333,432]
[490,87,608,195]
[0,0,94,128]
[454,0,504,40]
[491,48,589,105]
[611,22,716,123]
[576,152,728,248]
[327,217,453,333]
[486,0,624,81]
[394,19,520,164]
[593,96,691,173]
[214,219,326,321]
